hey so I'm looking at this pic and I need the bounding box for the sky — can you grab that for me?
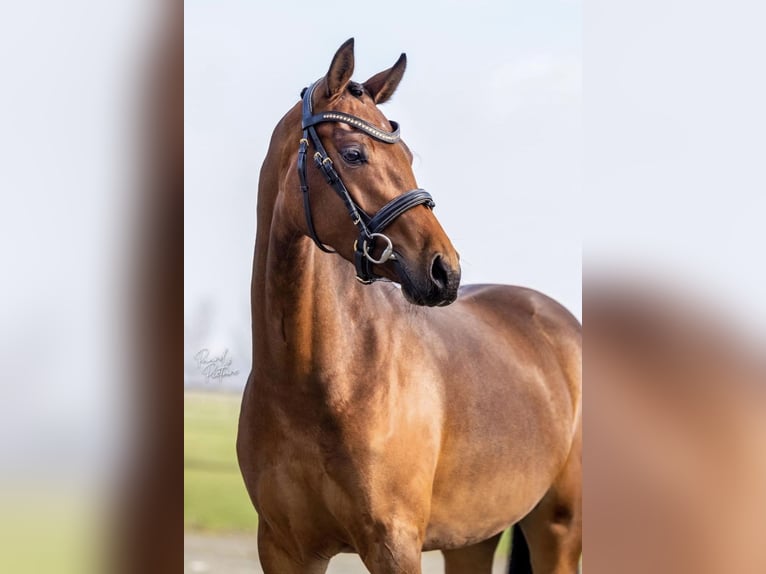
[583,0,766,337]
[184,0,583,382]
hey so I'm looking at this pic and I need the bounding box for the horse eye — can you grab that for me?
[341,148,365,165]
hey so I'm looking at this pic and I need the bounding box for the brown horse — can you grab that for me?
[237,39,582,574]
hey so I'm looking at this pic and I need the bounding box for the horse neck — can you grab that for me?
[252,231,388,390]
[250,115,386,389]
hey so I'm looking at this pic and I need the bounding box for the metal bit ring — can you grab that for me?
[362,233,395,264]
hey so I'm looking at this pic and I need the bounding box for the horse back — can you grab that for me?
[446,283,581,417]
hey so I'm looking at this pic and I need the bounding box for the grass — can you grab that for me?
[184,391,258,532]
[0,493,101,574]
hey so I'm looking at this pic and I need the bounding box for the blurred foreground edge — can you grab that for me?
[584,273,766,574]
[117,1,183,573]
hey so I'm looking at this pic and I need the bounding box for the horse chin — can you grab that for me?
[400,282,430,306]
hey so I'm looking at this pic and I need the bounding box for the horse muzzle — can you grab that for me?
[396,252,461,307]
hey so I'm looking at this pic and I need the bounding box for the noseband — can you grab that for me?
[297,82,435,284]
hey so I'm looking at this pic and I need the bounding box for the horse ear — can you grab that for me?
[326,38,355,99]
[363,53,407,104]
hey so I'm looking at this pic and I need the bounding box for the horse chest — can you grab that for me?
[244,385,443,529]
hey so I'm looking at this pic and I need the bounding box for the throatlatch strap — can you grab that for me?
[298,132,335,253]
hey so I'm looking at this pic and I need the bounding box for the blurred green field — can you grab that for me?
[184,391,258,532]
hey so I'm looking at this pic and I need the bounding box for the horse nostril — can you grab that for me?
[430,254,450,290]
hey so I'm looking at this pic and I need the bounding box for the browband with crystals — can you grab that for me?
[302,111,401,144]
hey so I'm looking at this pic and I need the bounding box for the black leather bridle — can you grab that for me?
[297,81,435,284]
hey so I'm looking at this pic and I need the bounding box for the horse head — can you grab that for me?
[284,39,461,306]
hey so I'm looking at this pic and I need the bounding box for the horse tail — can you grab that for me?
[507,522,532,574]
